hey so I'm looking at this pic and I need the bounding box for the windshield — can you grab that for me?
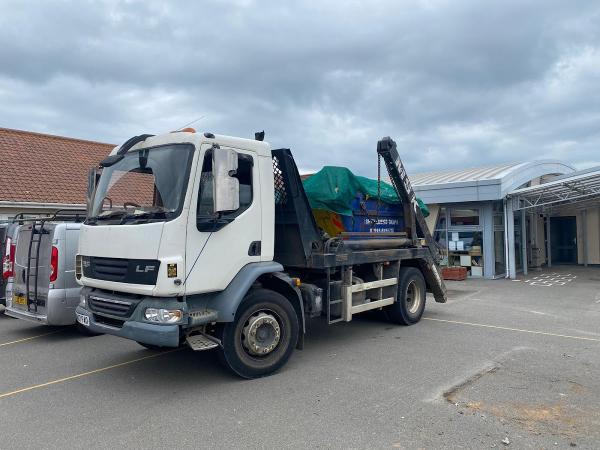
[90,144,194,223]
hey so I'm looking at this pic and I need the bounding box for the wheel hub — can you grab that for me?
[242,312,281,356]
[406,280,421,314]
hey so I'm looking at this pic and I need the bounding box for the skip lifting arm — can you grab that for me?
[377,137,447,303]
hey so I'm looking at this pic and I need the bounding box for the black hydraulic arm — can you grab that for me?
[377,137,447,303]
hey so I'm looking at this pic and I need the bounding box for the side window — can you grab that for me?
[197,149,254,224]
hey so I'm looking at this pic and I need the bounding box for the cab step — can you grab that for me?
[186,333,220,351]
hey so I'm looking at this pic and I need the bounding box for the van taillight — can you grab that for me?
[50,246,58,282]
[2,238,15,279]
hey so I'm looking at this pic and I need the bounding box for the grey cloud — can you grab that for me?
[1,0,599,178]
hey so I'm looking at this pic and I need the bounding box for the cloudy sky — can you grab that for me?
[1,0,599,176]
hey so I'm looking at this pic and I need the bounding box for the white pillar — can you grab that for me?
[506,200,516,279]
[532,213,539,268]
[521,209,528,275]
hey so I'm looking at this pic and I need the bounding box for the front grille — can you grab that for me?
[91,258,128,282]
[88,295,134,318]
[93,314,125,328]
[83,256,160,285]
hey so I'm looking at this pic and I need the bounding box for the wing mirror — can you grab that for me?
[212,147,240,213]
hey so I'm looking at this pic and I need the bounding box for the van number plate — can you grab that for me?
[13,294,27,306]
[76,313,90,327]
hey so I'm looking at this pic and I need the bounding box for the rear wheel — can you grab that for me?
[386,267,426,325]
[217,289,299,379]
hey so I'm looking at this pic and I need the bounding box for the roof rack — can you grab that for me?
[11,209,86,224]
[48,209,87,222]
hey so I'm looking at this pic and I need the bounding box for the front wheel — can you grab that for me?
[386,267,426,325]
[217,289,299,379]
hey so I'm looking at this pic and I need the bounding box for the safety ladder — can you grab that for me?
[26,220,47,312]
[326,267,344,324]
[327,264,399,323]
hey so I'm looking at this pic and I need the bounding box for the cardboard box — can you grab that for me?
[469,245,482,256]
[460,255,471,266]
[470,266,483,277]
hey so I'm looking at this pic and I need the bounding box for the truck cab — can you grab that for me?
[76,130,446,378]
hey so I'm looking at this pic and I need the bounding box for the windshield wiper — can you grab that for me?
[119,210,169,224]
[86,210,129,224]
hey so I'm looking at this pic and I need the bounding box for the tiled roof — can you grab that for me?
[0,127,114,205]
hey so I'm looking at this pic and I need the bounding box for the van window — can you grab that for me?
[197,150,254,224]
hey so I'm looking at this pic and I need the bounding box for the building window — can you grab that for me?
[494,230,506,275]
[450,208,480,226]
[434,229,448,266]
[433,206,485,276]
[447,230,484,277]
[434,208,449,266]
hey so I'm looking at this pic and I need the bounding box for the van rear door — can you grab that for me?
[13,223,54,313]
[0,224,7,302]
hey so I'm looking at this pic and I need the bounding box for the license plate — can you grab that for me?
[76,313,90,326]
[13,294,27,306]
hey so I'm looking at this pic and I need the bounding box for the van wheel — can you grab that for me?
[386,267,426,325]
[75,322,103,336]
[217,289,299,379]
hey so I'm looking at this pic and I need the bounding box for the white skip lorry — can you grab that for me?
[75,130,447,378]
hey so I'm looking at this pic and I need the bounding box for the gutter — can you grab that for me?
[0,201,85,210]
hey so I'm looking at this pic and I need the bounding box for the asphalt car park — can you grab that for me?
[1,266,599,449]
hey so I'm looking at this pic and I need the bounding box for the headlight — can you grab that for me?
[145,308,183,324]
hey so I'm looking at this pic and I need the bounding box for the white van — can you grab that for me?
[5,212,95,333]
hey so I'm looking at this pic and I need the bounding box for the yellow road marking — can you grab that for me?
[0,348,183,399]
[423,317,600,342]
[0,330,63,347]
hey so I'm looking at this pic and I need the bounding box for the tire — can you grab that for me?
[217,288,299,379]
[75,322,103,336]
[386,267,426,325]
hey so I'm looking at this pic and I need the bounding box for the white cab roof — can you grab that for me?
[109,131,272,157]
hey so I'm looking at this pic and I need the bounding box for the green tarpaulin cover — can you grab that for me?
[302,166,429,217]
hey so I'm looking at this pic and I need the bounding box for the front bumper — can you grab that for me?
[76,305,180,347]
[76,287,219,348]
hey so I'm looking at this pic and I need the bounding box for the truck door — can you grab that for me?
[184,145,262,294]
